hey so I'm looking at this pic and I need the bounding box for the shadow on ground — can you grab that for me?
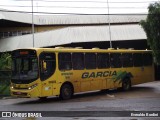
[14,85,155,105]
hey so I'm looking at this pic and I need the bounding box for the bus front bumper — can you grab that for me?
[10,87,41,98]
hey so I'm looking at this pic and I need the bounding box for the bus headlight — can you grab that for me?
[11,84,16,89]
[28,84,38,90]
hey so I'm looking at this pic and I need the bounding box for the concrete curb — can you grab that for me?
[0,95,16,100]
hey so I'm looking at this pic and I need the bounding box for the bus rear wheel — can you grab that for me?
[60,84,73,100]
[122,78,131,91]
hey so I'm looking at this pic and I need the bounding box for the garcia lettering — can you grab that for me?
[82,71,117,79]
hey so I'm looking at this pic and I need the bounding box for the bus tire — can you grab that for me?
[38,97,47,101]
[122,78,131,91]
[60,83,73,100]
[100,89,108,93]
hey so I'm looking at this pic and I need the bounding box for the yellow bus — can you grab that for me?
[10,47,154,100]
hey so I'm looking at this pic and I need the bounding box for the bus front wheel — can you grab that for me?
[60,84,73,100]
[38,97,47,101]
[122,78,131,91]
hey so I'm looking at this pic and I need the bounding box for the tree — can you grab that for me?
[0,53,11,96]
[140,2,160,64]
[0,53,11,70]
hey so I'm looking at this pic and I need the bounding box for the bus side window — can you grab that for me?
[133,53,143,67]
[85,53,96,69]
[121,53,133,67]
[39,53,56,81]
[58,53,72,70]
[97,53,110,69]
[110,53,122,68]
[72,53,84,70]
[143,53,153,66]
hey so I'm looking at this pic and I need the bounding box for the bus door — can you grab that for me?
[39,52,56,97]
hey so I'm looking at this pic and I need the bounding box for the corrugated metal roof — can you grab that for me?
[0,9,146,25]
[36,15,146,25]
[0,24,146,52]
[0,9,33,24]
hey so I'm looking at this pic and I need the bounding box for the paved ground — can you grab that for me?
[0,81,160,120]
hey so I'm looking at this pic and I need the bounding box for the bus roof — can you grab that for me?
[13,47,152,53]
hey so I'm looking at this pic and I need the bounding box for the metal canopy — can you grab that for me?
[0,24,146,52]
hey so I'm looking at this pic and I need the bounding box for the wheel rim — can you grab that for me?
[124,81,129,90]
[61,84,73,100]
[123,79,131,91]
[64,87,71,97]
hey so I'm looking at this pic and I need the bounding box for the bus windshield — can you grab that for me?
[11,57,38,83]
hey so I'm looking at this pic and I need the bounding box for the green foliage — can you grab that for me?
[0,53,11,96]
[113,71,133,84]
[0,83,10,96]
[113,71,127,84]
[0,53,11,70]
[140,2,160,64]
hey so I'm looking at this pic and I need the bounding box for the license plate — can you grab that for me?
[16,92,22,95]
